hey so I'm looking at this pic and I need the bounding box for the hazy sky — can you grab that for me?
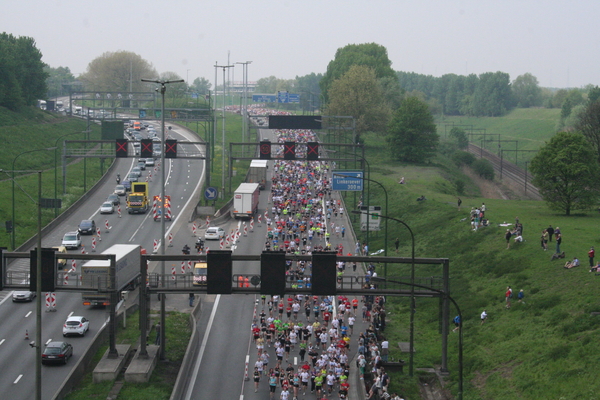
[3,0,599,88]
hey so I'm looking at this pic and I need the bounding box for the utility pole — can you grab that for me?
[141,77,184,359]
[214,64,234,199]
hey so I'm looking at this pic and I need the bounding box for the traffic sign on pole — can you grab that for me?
[332,170,364,191]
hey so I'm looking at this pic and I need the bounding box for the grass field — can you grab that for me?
[355,123,600,399]
[436,108,561,166]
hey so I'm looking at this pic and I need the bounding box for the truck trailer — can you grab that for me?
[81,244,141,306]
[247,159,268,190]
[232,183,260,219]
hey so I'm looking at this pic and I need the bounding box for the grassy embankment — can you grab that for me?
[355,108,600,399]
[0,107,103,249]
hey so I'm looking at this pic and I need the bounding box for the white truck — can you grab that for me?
[232,183,260,219]
[248,159,268,190]
[81,244,141,306]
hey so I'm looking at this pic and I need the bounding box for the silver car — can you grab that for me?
[12,291,36,302]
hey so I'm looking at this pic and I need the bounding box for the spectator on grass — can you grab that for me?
[564,257,580,269]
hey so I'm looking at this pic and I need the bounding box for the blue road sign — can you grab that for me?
[332,170,364,191]
[288,94,300,103]
[139,109,147,118]
[204,187,218,200]
[277,91,289,103]
[252,94,277,103]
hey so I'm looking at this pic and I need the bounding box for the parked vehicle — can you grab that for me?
[100,202,114,214]
[81,244,141,306]
[248,159,268,190]
[205,227,225,240]
[42,341,73,365]
[62,231,81,249]
[232,183,260,219]
[12,291,36,302]
[63,316,90,337]
[78,220,96,235]
[127,182,149,214]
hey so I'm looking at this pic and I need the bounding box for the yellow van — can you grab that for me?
[52,245,67,270]
[193,262,207,286]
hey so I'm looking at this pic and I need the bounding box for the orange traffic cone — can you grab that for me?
[25,330,29,340]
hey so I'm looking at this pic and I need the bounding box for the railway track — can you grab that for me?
[467,143,542,200]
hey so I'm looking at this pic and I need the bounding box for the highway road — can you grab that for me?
[180,128,372,400]
[0,122,206,400]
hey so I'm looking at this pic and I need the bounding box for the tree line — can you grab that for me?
[0,33,47,110]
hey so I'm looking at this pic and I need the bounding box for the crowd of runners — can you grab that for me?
[243,121,403,399]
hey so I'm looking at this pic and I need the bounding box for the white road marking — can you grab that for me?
[14,374,23,384]
[68,311,74,318]
[184,295,221,400]
[25,311,32,318]
[45,338,52,345]
[0,339,5,346]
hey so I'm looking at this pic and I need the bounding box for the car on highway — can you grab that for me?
[131,167,142,177]
[145,158,155,167]
[62,231,81,249]
[52,245,68,269]
[205,227,225,240]
[133,142,140,156]
[121,180,131,191]
[12,291,36,302]
[78,219,96,235]
[137,160,146,170]
[126,172,139,182]
[114,185,126,196]
[42,341,73,365]
[107,193,121,205]
[100,201,114,214]
[62,316,90,337]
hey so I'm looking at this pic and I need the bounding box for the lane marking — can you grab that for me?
[14,374,23,384]
[25,311,32,318]
[45,338,52,345]
[0,339,5,346]
[183,294,221,400]
[68,311,74,318]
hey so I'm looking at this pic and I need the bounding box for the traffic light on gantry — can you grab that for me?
[140,139,153,158]
[284,142,295,160]
[207,250,232,294]
[311,252,337,295]
[165,139,177,158]
[29,248,56,292]
[259,141,271,160]
[115,139,128,158]
[260,251,286,295]
[307,142,319,160]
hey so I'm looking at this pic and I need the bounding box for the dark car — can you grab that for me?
[121,180,131,192]
[78,219,96,235]
[42,341,73,365]
[107,193,120,205]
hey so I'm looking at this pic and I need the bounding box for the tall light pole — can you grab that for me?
[141,78,184,359]
[54,131,88,217]
[235,61,252,143]
[353,210,415,376]
[214,64,234,198]
[11,147,56,250]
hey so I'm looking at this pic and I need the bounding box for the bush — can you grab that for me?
[452,151,476,167]
[472,158,495,180]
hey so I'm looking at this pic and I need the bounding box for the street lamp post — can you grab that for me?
[11,147,56,250]
[375,276,463,400]
[235,61,252,143]
[214,64,234,199]
[141,78,184,359]
[54,131,88,217]
[353,210,415,376]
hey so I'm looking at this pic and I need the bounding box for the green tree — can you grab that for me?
[512,73,542,108]
[0,33,47,109]
[320,43,395,103]
[529,132,600,215]
[574,100,600,163]
[80,51,157,92]
[326,65,390,137]
[191,77,211,95]
[45,66,75,98]
[587,85,600,104]
[472,72,513,116]
[450,127,469,149]
[386,96,438,162]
